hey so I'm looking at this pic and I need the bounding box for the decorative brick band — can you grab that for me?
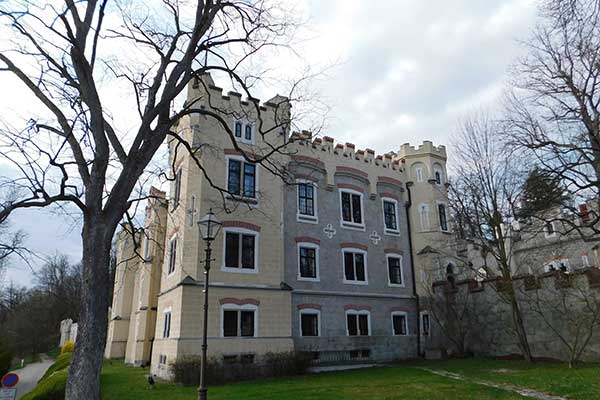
[378,176,403,187]
[341,242,368,251]
[219,298,260,306]
[380,192,399,200]
[389,306,409,312]
[337,183,365,193]
[297,303,322,310]
[295,174,319,183]
[222,221,261,232]
[345,142,356,149]
[291,154,325,168]
[384,248,403,255]
[295,236,320,245]
[323,136,335,142]
[336,166,369,178]
[344,304,371,311]
[366,148,375,154]
[224,148,257,159]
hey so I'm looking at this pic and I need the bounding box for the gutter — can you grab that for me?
[405,182,422,358]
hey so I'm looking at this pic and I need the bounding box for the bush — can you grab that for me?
[40,352,72,381]
[60,341,75,354]
[20,369,67,400]
[0,339,12,378]
[171,351,312,386]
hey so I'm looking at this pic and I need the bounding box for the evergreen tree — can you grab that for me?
[519,167,569,219]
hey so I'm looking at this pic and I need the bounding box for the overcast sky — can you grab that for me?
[1,0,539,286]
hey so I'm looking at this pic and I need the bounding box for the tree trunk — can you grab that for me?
[65,217,113,400]
[507,285,533,362]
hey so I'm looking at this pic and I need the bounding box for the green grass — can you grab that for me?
[100,361,525,400]
[40,352,72,381]
[413,358,600,400]
[46,347,61,360]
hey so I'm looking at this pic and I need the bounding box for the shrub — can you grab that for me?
[20,369,67,400]
[40,352,72,381]
[0,339,12,378]
[171,351,312,386]
[60,341,75,354]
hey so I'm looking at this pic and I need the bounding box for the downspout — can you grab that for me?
[405,182,421,358]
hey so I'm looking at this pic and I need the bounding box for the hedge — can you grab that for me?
[21,352,72,400]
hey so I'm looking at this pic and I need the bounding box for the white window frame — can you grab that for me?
[433,166,444,185]
[172,166,182,209]
[582,254,590,267]
[297,242,320,282]
[543,258,571,272]
[299,309,321,337]
[391,311,409,336]
[167,234,177,276]
[339,188,365,231]
[220,303,259,338]
[415,167,424,183]
[437,202,449,232]
[296,179,318,224]
[225,155,259,202]
[345,309,371,336]
[143,233,152,262]
[386,253,405,287]
[419,203,430,231]
[221,227,259,274]
[162,308,172,338]
[232,119,255,145]
[342,248,369,285]
[381,197,400,236]
[544,221,557,238]
[420,311,430,337]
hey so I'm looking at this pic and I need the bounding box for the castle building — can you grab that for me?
[105,74,450,377]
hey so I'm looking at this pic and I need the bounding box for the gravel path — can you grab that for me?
[13,356,53,399]
[415,367,567,400]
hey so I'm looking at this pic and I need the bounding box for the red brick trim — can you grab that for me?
[336,166,369,178]
[224,148,257,159]
[380,192,399,200]
[384,248,403,255]
[378,176,403,187]
[344,304,371,311]
[323,136,335,142]
[291,154,325,168]
[295,174,319,183]
[222,221,261,232]
[337,183,365,193]
[345,142,356,149]
[297,303,322,310]
[219,298,260,306]
[389,306,409,312]
[366,148,375,154]
[295,236,321,245]
[341,242,368,251]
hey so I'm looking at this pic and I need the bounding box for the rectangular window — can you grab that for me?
[341,191,362,225]
[347,313,369,336]
[163,311,171,338]
[299,247,317,279]
[388,256,403,285]
[298,183,315,216]
[223,309,255,337]
[243,163,256,197]
[244,124,252,141]
[344,251,366,282]
[234,121,242,138]
[227,159,256,198]
[168,238,177,274]
[143,235,151,261]
[300,313,319,336]
[421,313,430,336]
[438,204,448,231]
[383,200,398,231]
[228,160,241,195]
[393,314,407,336]
[224,231,256,270]
[173,168,182,209]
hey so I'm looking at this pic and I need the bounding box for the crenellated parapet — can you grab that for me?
[397,141,447,160]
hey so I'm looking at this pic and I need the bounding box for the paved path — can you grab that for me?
[415,367,567,400]
[13,357,53,399]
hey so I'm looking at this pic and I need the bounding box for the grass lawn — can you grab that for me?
[101,361,526,400]
[416,358,600,400]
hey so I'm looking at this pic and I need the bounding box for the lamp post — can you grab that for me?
[197,209,222,400]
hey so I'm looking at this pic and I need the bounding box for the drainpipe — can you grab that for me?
[405,182,421,358]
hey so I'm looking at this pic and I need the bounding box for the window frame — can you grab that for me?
[232,119,255,145]
[342,248,368,285]
[299,309,321,337]
[419,203,430,231]
[339,188,365,230]
[544,221,557,238]
[172,166,182,210]
[296,180,318,224]
[163,308,172,338]
[221,227,259,274]
[386,253,405,287]
[415,167,424,183]
[437,202,449,232]
[391,311,409,336]
[434,167,444,185]
[143,233,152,262]
[345,309,371,336]
[167,235,177,275]
[220,303,258,338]
[381,197,400,236]
[297,242,320,282]
[226,156,259,201]
[420,311,430,337]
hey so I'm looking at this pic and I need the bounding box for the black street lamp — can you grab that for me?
[197,209,222,400]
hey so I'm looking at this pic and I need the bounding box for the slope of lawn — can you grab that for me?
[101,360,525,400]
[415,358,600,400]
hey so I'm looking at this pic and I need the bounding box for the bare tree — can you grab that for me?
[505,0,600,236]
[449,113,534,361]
[0,2,311,398]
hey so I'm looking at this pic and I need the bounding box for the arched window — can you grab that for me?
[435,171,441,185]
[419,204,430,231]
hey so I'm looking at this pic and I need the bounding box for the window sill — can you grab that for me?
[384,229,400,236]
[343,280,369,286]
[388,282,405,288]
[226,195,259,205]
[340,221,366,231]
[297,214,319,224]
[298,276,320,282]
[221,266,259,274]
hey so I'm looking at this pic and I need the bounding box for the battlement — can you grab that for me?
[398,141,447,159]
